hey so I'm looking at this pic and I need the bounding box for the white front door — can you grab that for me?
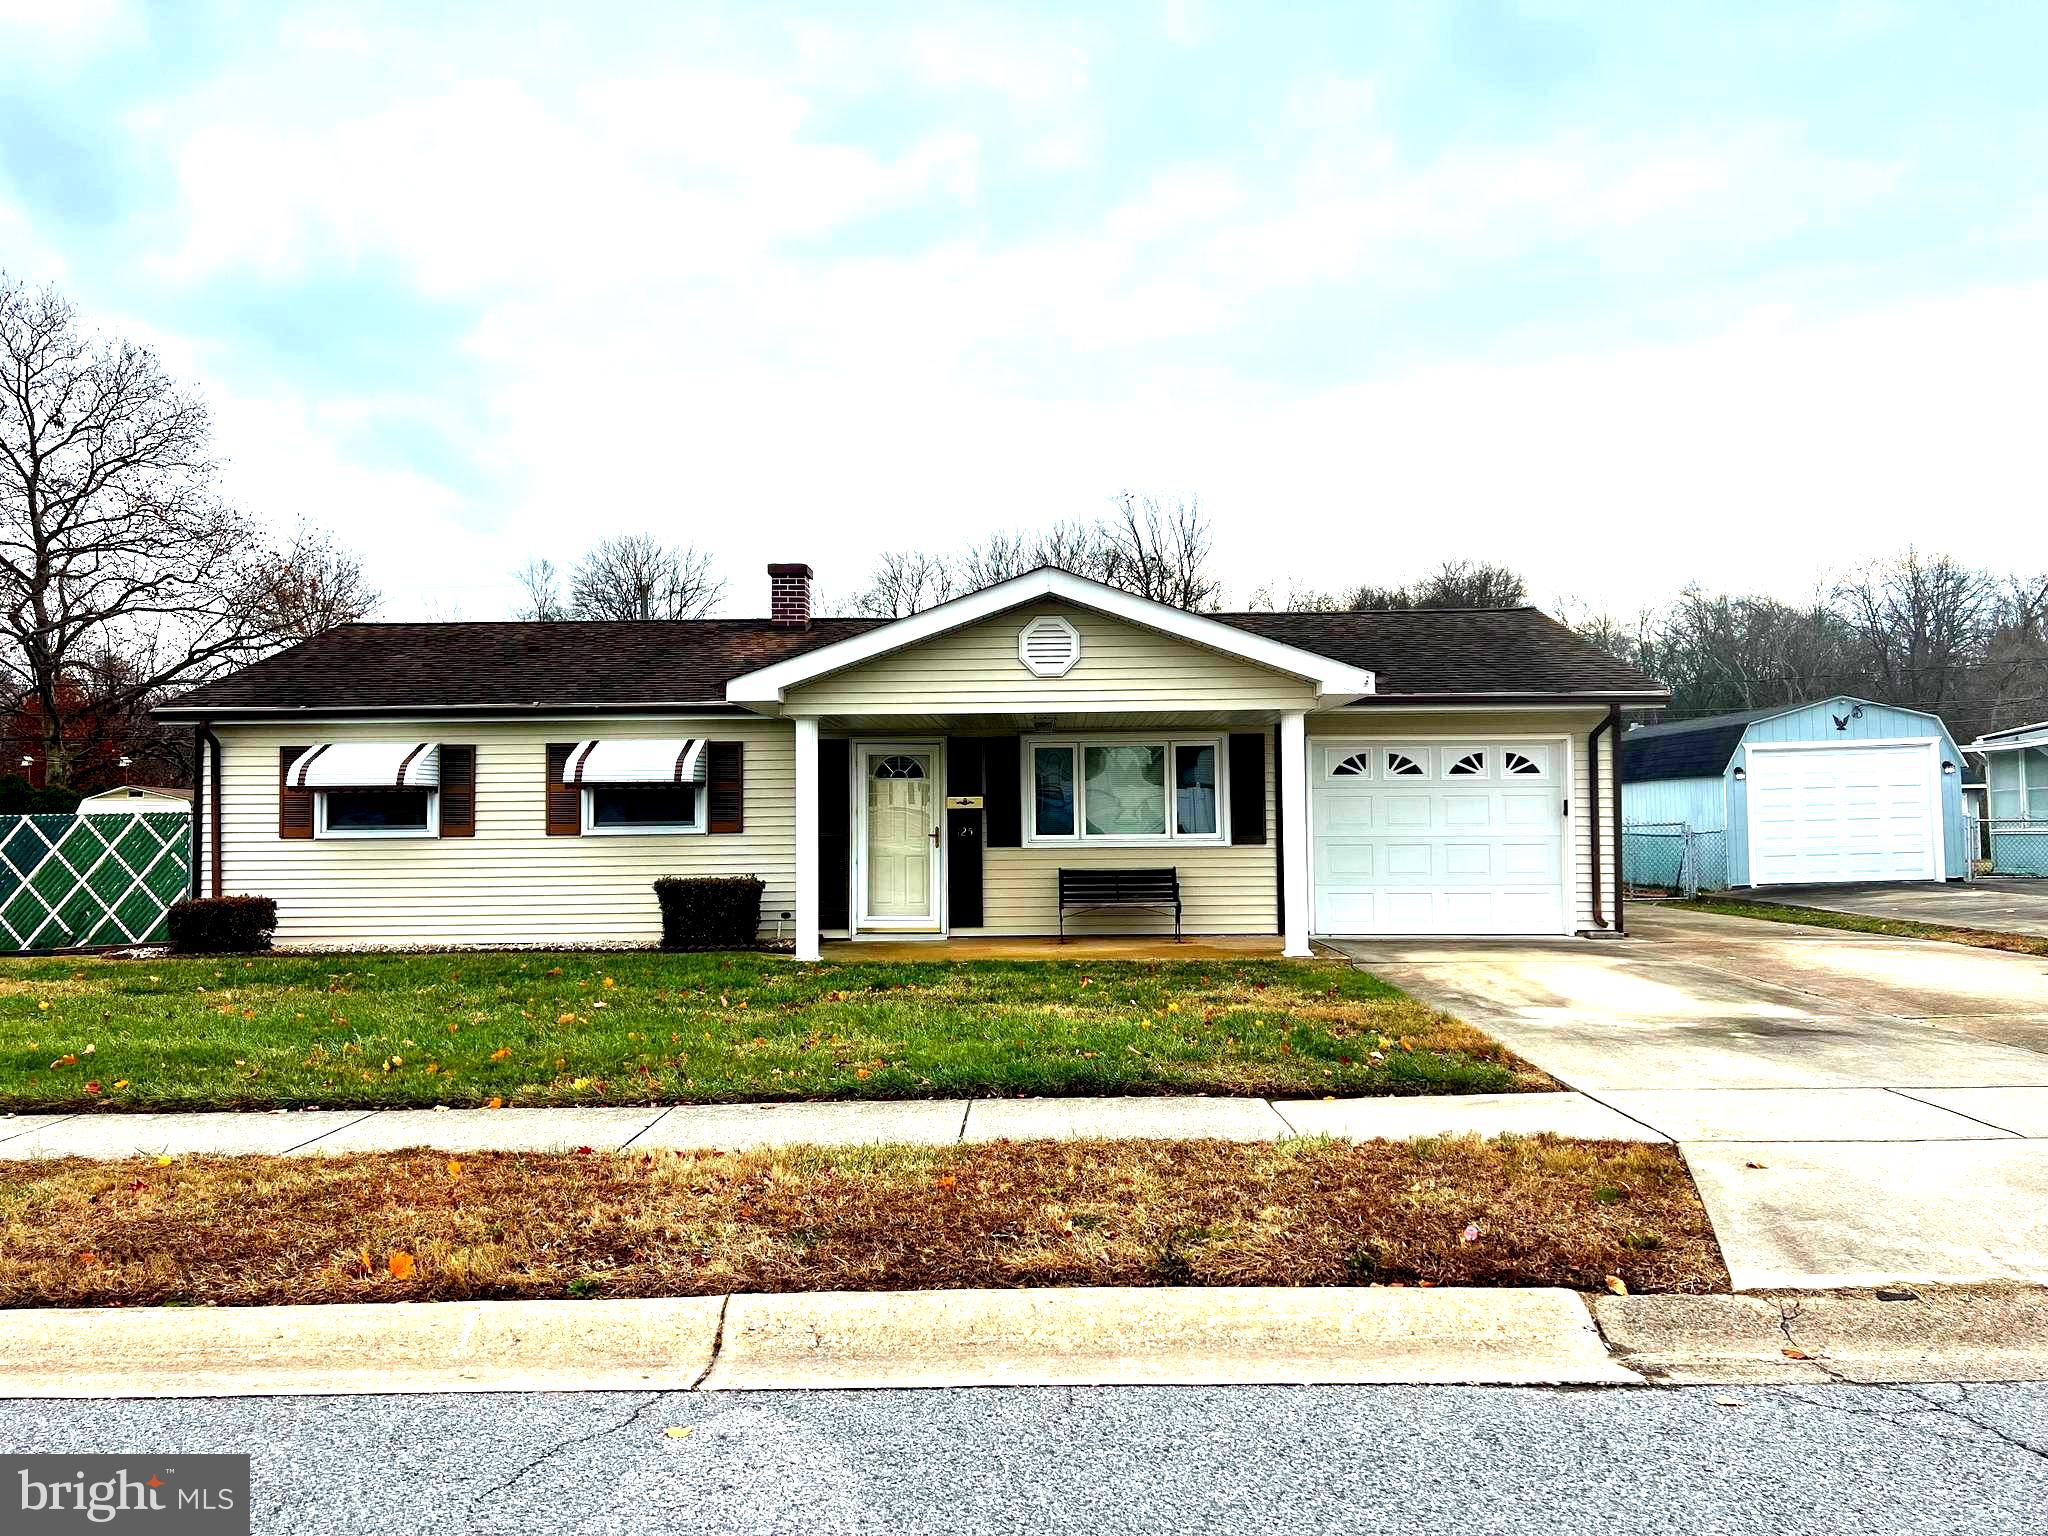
[1311,739,1571,936]
[858,746,940,929]
[1745,740,1942,885]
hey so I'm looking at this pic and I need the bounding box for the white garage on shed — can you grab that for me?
[1621,696,1969,889]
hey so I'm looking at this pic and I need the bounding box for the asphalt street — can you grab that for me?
[4,1381,2045,1535]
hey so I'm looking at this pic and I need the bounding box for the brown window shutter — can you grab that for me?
[279,746,313,839]
[708,741,744,834]
[1229,732,1267,845]
[438,746,476,837]
[545,743,581,836]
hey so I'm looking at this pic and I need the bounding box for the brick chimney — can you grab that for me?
[768,563,813,628]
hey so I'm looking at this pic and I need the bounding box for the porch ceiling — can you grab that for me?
[817,710,1293,735]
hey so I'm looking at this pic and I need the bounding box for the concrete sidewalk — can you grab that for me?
[0,1090,1667,1160]
[1,1285,2042,1398]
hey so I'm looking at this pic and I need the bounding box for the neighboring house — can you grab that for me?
[1961,721,2048,876]
[1621,696,1969,888]
[154,564,1665,954]
[76,785,195,816]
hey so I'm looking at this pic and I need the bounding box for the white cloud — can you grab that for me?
[0,0,137,56]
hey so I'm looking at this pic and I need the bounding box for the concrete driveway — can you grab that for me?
[1740,878,2048,938]
[1333,905,2048,1290]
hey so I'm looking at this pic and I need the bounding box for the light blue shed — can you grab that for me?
[1622,696,1968,888]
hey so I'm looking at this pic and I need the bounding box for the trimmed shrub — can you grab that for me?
[654,875,764,951]
[0,776,82,815]
[166,896,278,954]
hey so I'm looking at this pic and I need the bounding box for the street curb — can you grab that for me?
[703,1286,1637,1390]
[0,1287,1633,1399]
[1592,1289,2048,1385]
[5,1287,2042,1399]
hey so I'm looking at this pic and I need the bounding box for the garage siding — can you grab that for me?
[205,719,796,948]
[1308,708,1614,931]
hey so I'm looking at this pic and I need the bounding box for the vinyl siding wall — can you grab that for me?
[1622,775,1728,831]
[1308,707,1616,931]
[957,732,1277,937]
[786,602,1319,716]
[205,718,794,948]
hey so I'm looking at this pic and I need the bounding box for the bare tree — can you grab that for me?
[0,275,302,783]
[252,523,379,642]
[1101,492,1219,610]
[514,558,568,621]
[1833,549,1998,715]
[567,534,724,621]
[845,549,959,618]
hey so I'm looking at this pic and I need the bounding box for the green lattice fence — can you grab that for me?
[0,812,191,951]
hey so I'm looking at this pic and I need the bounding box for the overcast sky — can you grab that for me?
[3,1,2043,620]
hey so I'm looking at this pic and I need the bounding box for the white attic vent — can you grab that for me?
[1017,614,1082,677]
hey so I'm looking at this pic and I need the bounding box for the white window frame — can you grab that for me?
[314,787,440,840]
[1022,735,1229,847]
[580,781,707,837]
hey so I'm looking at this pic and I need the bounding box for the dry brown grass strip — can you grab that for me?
[0,1137,1725,1307]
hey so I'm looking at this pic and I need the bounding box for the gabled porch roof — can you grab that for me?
[725,567,1378,711]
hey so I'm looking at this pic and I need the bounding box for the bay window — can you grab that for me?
[1026,737,1225,844]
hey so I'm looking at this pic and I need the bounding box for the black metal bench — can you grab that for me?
[1057,867,1182,941]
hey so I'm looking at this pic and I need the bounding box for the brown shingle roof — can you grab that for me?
[156,605,1662,717]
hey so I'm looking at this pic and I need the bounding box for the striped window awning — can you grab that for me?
[565,739,705,784]
[289,742,442,789]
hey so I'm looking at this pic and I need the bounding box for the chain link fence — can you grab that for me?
[1622,821,1729,899]
[1986,818,2048,878]
[0,812,191,952]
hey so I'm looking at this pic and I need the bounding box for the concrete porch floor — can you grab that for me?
[825,934,1337,961]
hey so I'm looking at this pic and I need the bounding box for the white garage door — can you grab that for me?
[1311,740,1570,936]
[1745,741,1941,886]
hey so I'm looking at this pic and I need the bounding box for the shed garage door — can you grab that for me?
[1745,741,1942,885]
[1311,740,1569,936]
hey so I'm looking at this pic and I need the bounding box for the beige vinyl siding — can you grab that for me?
[957,732,1278,937]
[787,602,1318,716]
[1307,707,1614,932]
[207,719,794,948]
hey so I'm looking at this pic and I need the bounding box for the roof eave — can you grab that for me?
[152,700,747,722]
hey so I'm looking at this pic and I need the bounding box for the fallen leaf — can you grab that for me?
[111,1079,129,1090]
[664,1426,693,1440]
[1781,1347,1810,1360]
[557,1013,577,1025]
[490,1047,512,1061]
[446,1159,463,1179]
[1745,1161,1768,1170]
[387,1252,416,1280]
[1460,1222,1481,1245]
[1713,1396,1746,1408]
[1605,1276,1629,1296]
[83,1081,100,1094]
[486,1096,504,1110]
[155,1154,173,1166]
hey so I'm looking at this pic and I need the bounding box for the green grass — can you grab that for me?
[1675,897,2048,957]
[0,950,1550,1112]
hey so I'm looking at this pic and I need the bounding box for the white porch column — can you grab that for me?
[793,715,821,962]
[1280,709,1311,957]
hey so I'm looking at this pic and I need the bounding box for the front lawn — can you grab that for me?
[0,1136,1724,1306]
[0,951,1550,1112]
[1676,897,2048,957]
